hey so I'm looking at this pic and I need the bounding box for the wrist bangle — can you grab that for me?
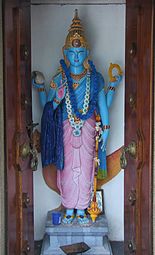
[54,98,60,105]
[38,87,45,92]
[102,125,110,130]
[108,86,115,91]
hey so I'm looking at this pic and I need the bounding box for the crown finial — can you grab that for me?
[74,9,79,20]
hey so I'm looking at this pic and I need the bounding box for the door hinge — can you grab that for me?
[129,94,136,111]
[128,240,136,253]
[22,192,30,208]
[128,190,136,206]
[21,94,32,110]
[21,241,31,254]
[20,45,29,61]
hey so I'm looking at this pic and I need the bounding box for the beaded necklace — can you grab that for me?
[65,71,90,136]
[60,59,99,136]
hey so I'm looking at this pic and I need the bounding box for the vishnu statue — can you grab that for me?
[32,9,122,225]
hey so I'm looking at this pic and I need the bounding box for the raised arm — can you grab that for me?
[97,73,110,149]
[32,71,65,110]
[32,71,47,108]
[106,74,122,108]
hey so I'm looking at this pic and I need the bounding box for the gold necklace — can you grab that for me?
[70,69,87,81]
[73,83,80,89]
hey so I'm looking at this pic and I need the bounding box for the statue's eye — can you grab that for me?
[79,51,84,55]
[68,51,74,56]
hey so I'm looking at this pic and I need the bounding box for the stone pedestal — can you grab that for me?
[41,211,113,255]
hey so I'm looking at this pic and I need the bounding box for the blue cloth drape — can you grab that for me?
[41,101,64,170]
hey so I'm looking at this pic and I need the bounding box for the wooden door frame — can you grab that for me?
[125,0,154,254]
[3,0,34,254]
[1,0,154,254]
[0,0,5,254]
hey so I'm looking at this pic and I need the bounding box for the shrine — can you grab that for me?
[0,1,154,255]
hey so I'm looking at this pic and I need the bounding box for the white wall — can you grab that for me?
[31,4,125,241]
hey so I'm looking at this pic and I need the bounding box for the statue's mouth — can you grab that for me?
[74,59,79,62]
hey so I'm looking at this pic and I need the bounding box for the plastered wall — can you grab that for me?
[31,4,125,241]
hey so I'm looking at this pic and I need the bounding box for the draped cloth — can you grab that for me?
[41,101,64,170]
[57,116,96,209]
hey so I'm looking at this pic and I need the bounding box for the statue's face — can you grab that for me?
[64,47,89,67]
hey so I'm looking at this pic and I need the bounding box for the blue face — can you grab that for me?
[64,47,89,67]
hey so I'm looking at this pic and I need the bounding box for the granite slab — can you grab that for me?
[46,211,109,236]
[41,211,113,255]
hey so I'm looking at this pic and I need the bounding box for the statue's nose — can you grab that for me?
[74,54,79,62]
[75,54,78,59]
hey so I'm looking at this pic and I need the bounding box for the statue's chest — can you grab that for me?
[72,78,93,101]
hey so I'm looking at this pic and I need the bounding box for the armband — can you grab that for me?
[53,98,61,105]
[102,125,110,130]
[50,81,57,89]
[108,86,116,91]
[38,87,45,92]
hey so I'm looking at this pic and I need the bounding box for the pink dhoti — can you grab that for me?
[57,117,96,209]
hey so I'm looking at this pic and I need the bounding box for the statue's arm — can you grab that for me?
[97,73,110,149]
[98,89,110,149]
[32,71,48,108]
[32,71,65,110]
[106,75,122,108]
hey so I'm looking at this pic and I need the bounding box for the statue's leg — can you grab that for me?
[76,209,89,225]
[62,209,75,224]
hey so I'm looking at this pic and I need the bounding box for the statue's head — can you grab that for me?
[63,9,89,68]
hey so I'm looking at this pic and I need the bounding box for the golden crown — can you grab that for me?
[64,9,89,49]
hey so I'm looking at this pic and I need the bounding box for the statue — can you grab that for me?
[32,9,122,225]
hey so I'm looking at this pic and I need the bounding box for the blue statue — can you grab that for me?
[32,9,122,225]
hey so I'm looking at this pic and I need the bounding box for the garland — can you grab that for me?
[60,59,99,121]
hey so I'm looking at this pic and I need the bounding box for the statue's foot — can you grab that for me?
[76,214,90,225]
[62,214,74,224]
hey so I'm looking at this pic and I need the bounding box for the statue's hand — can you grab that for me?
[32,71,45,89]
[101,129,109,151]
[110,74,123,88]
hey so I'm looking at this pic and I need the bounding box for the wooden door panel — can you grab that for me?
[4,1,34,254]
[125,1,154,254]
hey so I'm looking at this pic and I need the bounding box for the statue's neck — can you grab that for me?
[69,65,85,75]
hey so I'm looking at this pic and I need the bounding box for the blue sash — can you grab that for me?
[41,101,64,170]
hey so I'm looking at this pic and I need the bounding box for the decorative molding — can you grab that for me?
[31,0,126,5]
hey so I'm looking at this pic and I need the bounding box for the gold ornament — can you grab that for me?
[73,83,79,89]
[88,114,102,222]
[87,176,101,222]
[50,81,57,89]
[108,63,123,82]
[70,69,87,81]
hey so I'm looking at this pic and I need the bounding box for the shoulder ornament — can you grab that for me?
[50,80,57,89]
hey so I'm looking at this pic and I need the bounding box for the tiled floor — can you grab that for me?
[35,240,124,255]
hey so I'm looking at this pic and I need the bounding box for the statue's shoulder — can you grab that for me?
[50,68,63,89]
